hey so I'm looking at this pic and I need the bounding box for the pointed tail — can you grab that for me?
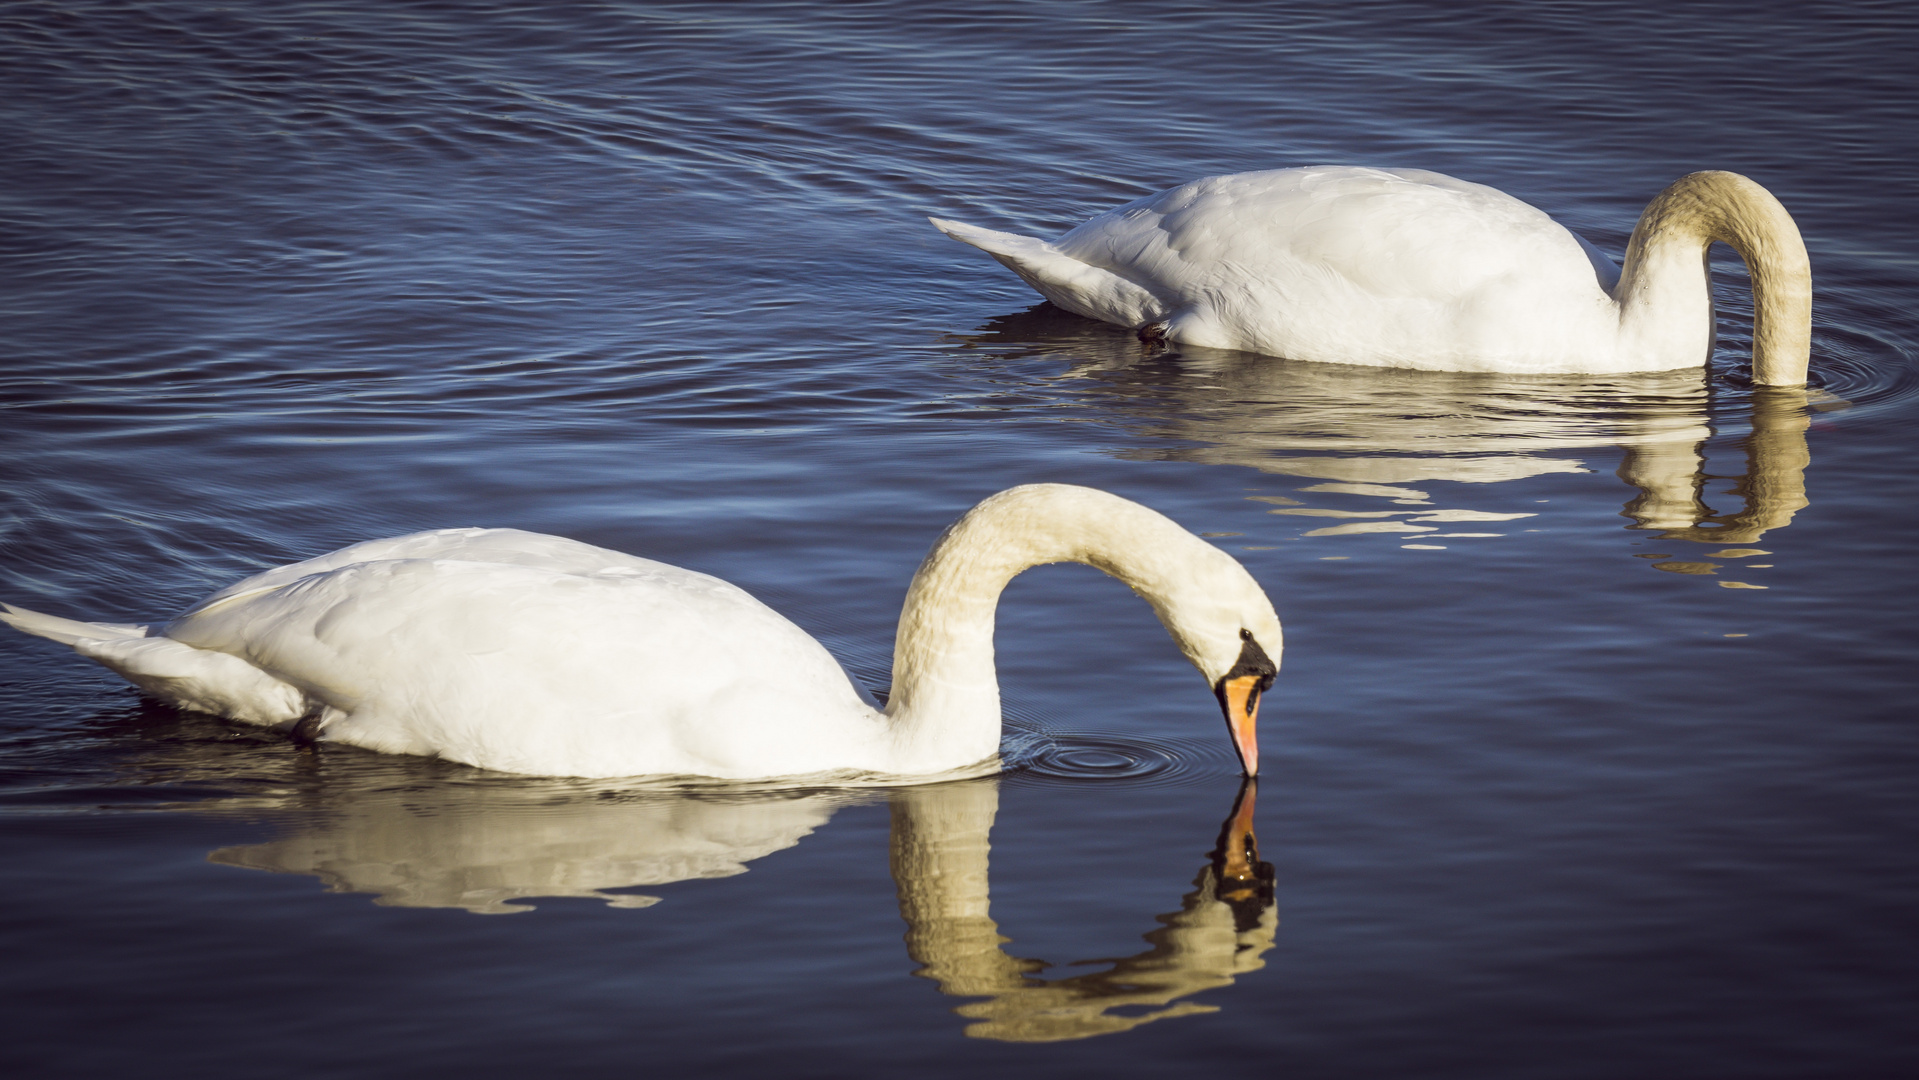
[928,217,1166,327]
[1,602,147,645]
[2,601,307,727]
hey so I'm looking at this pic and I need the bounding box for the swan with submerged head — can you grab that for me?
[1,485,1280,781]
[932,166,1813,384]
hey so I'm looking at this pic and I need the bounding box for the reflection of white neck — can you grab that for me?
[1616,172,1812,385]
[889,781,1277,1042]
[881,486,1277,774]
[1620,387,1813,541]
[889,781,1036,995]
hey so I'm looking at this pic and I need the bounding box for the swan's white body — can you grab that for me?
[932,166,1812,384]
[2,485,1282,781]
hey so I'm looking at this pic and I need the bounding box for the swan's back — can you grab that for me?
[176,527,650,616]
[1066,169,1527,293]
[949,166,1632,372]
[167,529,885,778]
[1075,168,1619,368]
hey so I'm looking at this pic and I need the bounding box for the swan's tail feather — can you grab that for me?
[928,217,1166,327]
[928,217,1057,263]
[2,601,307,727]
[0,602,147,646]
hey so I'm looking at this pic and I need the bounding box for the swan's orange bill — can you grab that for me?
[1219,674,1263,777]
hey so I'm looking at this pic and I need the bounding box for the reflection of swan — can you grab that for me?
[2,485,1281,780]
[211,785,846,914]
[953,317,1824,550]
[202,766,1274,1038]
[890,779,1276,1042]
[1099,349,1717,489]
[1633,387,1812,544]
[933,166,1812,383]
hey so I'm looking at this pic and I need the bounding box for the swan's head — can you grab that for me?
[1011,484,1282,777]
[897,483,1283,776]
[1212,627,1278,777]
[1144,535,1283,778]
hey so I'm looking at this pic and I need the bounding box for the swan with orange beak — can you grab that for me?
[2,484,1281,781]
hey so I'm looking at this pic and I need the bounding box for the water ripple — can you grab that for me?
[1003,729,1233,788]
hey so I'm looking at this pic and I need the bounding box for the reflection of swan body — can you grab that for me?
[933,166,1811,383]
[2,485,1281,780]
[213,788,844,914]
[891,779,1276,1042]
[954,316,1822,547]
[1149,361,1814,543]
[1107,353,1717,488]
[202,769,1275,1037]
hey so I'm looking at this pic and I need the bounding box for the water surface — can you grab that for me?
[3,2,1917,1076]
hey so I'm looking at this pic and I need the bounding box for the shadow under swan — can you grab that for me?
[952,306,1831,549]
[890,778,1275,1042]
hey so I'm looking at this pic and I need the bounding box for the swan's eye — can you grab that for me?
[1224,629,1277,684]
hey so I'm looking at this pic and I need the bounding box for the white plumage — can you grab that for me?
[933,166,1812,384]
[3,485,1281,782]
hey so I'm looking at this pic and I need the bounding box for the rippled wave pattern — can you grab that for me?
[1007,730,1229,787]
[2,1,1917,1077]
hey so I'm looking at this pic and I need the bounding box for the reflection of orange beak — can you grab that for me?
[1218,674,1264,777]
[1219,779,1260,883]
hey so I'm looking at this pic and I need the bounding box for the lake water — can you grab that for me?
[3,1,1916,1075]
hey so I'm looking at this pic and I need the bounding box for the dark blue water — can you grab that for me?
[3,1,1917,1076]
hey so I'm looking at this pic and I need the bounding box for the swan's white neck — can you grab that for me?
[878,485,1275,774]
[1615,171,1812,385]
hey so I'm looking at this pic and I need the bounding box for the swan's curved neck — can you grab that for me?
[1616,171,1812,385]
[879,486,1248,774]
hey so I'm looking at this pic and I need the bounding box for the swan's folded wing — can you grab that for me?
[80,635,308,725]
[0,602,306,725]
[165,556,885,776]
